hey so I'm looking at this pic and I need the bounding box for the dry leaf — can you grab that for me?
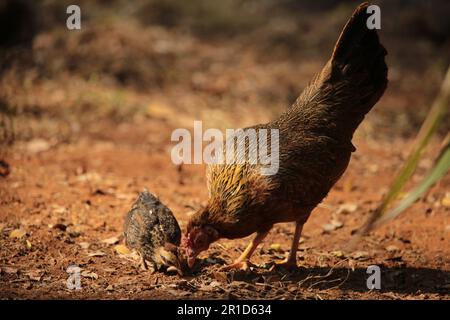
[288,285,298,293]
[209,281,221,288]
[114,244,131,255]
[269,243,283,252]
[102,267,117,273]
[351,251,370,260]
[25,270,43,281]
[102,236,120,245]
[202,281,222,292]
[2,266,18,274]
[26,240,32,249]
[88,251,106,257]
[81,270,99,279]
[9,229,26,239]
[331,250,345,258]
[167,289,191,297]
[51,205,67,215]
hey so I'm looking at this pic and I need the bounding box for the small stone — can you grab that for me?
[337,203,358,214]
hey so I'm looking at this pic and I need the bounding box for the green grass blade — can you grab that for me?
[373,140,450,228]
[359,65,450,235]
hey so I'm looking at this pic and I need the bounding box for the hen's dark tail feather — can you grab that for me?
[290,2,388,140]
[330,2,388,134]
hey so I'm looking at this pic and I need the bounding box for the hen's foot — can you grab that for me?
[220,260,254,272]
[269,258,298,271]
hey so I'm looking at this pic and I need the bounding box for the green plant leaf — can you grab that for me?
[358,65,450,235]
[373,138,450,228]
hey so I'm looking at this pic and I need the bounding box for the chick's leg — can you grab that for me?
[220,229,270,271]
[275,222,303,269]
[140,255,148,270]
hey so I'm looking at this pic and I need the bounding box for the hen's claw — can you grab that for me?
[269,258,298,271]
[220,260,253,272]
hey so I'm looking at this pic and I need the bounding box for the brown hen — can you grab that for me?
[182,2,388,270]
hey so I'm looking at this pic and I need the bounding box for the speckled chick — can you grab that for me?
[124,190,182,274]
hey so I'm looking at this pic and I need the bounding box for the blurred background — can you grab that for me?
[0,0,449,300]
[1,0,449,153]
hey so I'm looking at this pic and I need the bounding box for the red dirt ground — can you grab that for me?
[1,118,449,299]
[0,4,449,298]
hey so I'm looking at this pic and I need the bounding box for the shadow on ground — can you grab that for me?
[227,266,450,295]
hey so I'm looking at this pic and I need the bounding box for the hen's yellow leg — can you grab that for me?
[275,222,303,269]
[220,230,270,271]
